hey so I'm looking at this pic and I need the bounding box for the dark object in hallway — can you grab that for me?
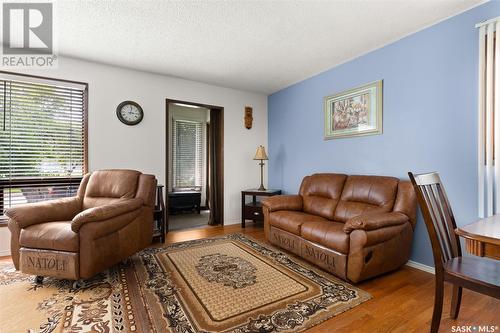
[168,191,201,214]
[409,171,500,333]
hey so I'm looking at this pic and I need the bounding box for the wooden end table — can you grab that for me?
[241,189,281,228]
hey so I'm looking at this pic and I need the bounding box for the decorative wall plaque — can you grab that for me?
[245,106,253,129]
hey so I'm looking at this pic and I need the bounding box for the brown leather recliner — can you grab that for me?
[263,173,417,283]
[5,169,157,284]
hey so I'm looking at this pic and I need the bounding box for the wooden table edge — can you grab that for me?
[455,227,500,246]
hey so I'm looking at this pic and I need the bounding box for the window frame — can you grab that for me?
[171,117,206,191]
[0,71,88,221]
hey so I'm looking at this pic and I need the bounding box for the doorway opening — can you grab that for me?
[165,99,223,232]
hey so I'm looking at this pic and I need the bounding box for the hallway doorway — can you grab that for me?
[165,99,224,232]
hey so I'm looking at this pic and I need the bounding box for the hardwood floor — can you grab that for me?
[164,224,500,333]
[2,224,499,332]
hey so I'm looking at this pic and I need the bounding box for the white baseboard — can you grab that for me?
[405,260,435,274]
[0,249,11,257]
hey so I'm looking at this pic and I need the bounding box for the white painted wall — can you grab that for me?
[0,227,10,256]
[0,56,268,255]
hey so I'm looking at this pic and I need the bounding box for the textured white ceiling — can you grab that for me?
[51,0,485,94]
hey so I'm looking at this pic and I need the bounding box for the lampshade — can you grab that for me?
[253,145,268,160]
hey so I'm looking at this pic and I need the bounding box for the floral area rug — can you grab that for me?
[0,233,371,332]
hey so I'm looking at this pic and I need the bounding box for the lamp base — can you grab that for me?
[257,160,266,191]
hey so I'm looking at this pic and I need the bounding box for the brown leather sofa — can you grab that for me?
[5,169,157,285]
[263,173,417,283]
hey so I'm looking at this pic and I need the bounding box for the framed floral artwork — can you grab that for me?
[324,80,383,139]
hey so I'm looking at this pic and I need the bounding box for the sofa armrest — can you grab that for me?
[4,197,82,228]
[347,222,414,282]
[71,198,143,232]
[262,195,302,212]
[343,212,409,234]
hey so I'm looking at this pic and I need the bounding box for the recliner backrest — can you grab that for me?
[81,169,141,209]
[135,174,157,208]
[299,173,347,220]
[393,181,418,228]
[333,175,399,222]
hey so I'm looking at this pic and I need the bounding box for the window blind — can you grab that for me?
[172,119,204,190]
[0,75,87,217]
[477,21,500,217]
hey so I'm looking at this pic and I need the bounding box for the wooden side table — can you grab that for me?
[241,189,281,228]
[153,185,166,243]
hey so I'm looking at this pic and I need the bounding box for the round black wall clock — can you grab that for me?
[116,101,144,125]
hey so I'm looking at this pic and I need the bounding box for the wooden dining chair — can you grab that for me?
[408,172,500,333]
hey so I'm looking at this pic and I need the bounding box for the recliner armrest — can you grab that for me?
[343,212,409,233]
[4,197,82,228]
[71,198,143,232]
[262,195,302,212]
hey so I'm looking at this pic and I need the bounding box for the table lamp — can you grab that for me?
[254,145,268,191]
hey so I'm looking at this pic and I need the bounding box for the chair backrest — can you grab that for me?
[78,169,155,210]
[408,172,462,267]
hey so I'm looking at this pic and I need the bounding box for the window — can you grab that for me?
[0,73,87,218]
[477,19,499,217]
[172,119,205,190]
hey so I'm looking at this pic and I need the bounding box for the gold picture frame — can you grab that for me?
[324,80,383,139]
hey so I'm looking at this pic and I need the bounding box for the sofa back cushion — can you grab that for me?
[299,173,347,220]
[333,175,399,222]
[83,169,141,209]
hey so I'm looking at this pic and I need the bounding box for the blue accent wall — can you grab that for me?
[268,1,500,266]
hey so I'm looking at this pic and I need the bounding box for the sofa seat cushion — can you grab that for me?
[20,221,79,252]
[269,211,329,235]
[300,221,350,254]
